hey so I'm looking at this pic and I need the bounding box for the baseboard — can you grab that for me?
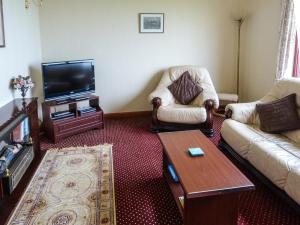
[104,111,151,119]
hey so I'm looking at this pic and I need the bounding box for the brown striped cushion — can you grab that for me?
[256,94,300,133]
[168,71,203,105]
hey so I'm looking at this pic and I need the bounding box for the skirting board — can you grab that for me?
[104,111,151,119]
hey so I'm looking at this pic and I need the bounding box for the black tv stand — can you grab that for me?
[55,96,91,105]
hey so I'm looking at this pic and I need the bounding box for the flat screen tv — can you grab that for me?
[42,59,95,101]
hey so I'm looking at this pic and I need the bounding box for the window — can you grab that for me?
[293,1,300,77]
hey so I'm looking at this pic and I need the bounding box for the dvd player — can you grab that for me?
[51,111,75,120]
[78,107,97,115]
[52,115,75,121]
[52,111,73,117]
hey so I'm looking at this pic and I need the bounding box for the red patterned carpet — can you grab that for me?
[41,116,300,225]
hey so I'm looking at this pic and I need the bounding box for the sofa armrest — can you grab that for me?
[152,97,162,109]
[151,97,161,126]
[225,102,260,124]
[148,87,174,106]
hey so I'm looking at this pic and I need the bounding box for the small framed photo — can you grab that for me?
[139,13,164,33]
[0,0,5,47]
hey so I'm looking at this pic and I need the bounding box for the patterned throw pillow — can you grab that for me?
[256,93,300,133]
[167,71,203,105]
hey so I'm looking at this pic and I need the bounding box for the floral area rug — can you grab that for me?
[7,144,116,225]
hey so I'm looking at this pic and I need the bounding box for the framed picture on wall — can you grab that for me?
[0,0,5,47]
[139,13,164,33]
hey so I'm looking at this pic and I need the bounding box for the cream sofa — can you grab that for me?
[149,66,219,136]
[220,78,300,210]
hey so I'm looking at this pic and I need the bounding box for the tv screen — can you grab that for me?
[42,59,95,101]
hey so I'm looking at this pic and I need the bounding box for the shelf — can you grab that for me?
[44,94,98,106]
[163,170,184,217]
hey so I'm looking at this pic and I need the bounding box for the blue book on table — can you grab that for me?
[188,147,205,157]
[167,164,179,182]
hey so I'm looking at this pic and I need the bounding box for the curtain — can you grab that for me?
[276,0,297,80]
[293,32,299,77]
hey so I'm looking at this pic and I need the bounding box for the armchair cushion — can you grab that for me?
[167,71,203,105]
[157,104,207,124]
[256,94,300,133]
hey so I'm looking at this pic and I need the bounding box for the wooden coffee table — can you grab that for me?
[158,130,254,225]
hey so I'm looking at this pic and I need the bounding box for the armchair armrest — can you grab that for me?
[225,102,260,124]
[148,87,174,106]
[193,81,219,109]
[204,99,214,130]
[202,91,219,109]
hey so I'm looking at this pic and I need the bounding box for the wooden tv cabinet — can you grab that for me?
[42,95,104,143]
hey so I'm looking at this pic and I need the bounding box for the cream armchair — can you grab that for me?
[149,66,219,136]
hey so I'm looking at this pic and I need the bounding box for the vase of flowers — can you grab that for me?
[12,75,34,99]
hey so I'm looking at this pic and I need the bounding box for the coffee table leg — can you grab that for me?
[184,193,238,225]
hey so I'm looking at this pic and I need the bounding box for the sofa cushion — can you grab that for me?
[247,140,300,189]
[256,94,300,133]
[221,119,265,158]
[264,78,300,107]
[283,129,300,144]
[157,104,207,124]
[168,71,203,105]
[222,119,300,190]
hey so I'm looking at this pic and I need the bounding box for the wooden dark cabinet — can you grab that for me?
[0,98,43,224]
[42,95,104,143]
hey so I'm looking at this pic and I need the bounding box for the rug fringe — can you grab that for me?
[46,144,113,152]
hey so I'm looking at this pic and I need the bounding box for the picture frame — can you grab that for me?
[0,0,5,47]
[139,13,164,33]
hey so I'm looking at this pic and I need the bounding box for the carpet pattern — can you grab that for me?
[7,145,116,225]
[41,116,300,225]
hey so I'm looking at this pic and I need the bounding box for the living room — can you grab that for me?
[0,0,299,224]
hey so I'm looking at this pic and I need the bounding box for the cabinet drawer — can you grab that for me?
[54,112,102,133]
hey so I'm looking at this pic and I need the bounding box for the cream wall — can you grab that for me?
[39,0,240,113]
[0,0,42,107]
[0,0,284,112]
[239,0,281,101]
